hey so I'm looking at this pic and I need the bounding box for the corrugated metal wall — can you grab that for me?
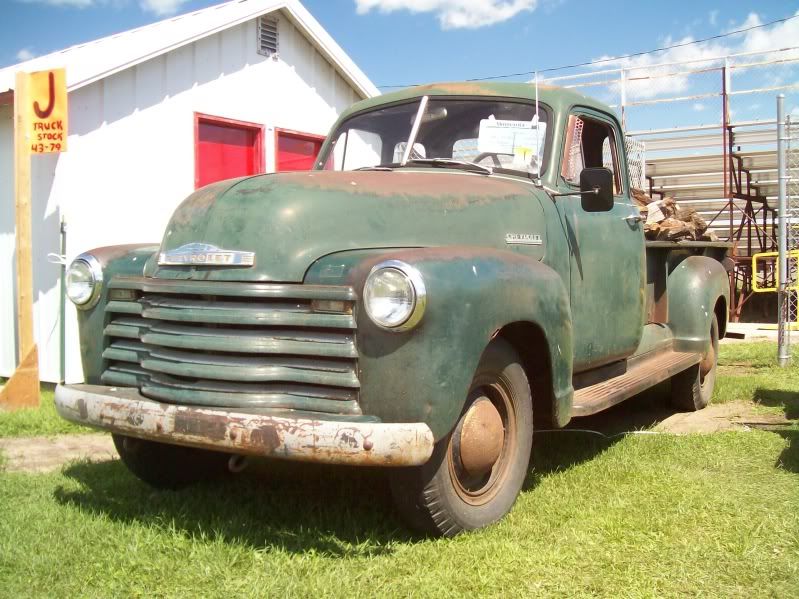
[0,16,365,383]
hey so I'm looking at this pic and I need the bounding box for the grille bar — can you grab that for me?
[110,277,355,300]
[102,277,360,415]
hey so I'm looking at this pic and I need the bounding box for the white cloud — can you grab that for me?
[18,0,96,7]
[709,9,718,27]
[18,0,190,15]
[586,11,799,101]
[692,103,706,111]
[16,48,36,61]
[138,0,190,15]
[354,0,537,29]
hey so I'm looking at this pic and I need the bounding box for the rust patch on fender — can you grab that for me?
[85,243,157,264]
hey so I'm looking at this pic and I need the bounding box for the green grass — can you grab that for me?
[715,342,799,417]
[0,386,90,438]
[1,431,797,596]
[0,341,798,596]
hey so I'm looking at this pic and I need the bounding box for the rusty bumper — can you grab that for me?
[54,384,435,466]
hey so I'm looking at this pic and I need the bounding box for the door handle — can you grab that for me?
[624,214,646,224]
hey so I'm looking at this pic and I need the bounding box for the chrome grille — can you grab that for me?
[101,277,361,415]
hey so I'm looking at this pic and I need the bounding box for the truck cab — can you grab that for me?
[56,82,730,536]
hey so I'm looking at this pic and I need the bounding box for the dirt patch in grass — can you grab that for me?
[717,364,761,376]
[654,400,792,434]
[0,434,115,473]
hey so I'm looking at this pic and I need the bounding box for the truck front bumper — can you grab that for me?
[55,384,435,467]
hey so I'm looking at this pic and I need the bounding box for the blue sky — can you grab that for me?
[1,0,797,88]
[1,0,798,130]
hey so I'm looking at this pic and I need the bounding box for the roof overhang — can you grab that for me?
[0,0,378,101]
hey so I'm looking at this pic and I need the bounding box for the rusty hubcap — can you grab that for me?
[699,341,715,381]
[448,380,516,506]
[459,398,505,477]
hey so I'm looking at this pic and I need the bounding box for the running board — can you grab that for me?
[571,351,700,417]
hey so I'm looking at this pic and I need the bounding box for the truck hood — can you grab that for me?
[146,170,546,282]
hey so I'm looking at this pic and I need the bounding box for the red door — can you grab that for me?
[195,114,264,189]
[276,129,325,172]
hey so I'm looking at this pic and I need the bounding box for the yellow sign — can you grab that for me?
[24,68,68,153]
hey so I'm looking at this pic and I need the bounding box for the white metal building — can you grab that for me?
[0,0,378,383]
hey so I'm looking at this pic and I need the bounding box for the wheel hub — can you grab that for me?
[458,397,505,477]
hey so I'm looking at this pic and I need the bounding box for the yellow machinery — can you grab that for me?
[751,250,799,330]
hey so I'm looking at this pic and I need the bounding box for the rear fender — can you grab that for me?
[308,247,574,440]
[667,255,730,353]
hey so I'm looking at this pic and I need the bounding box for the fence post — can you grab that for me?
[620,69,627,131]
[776,94,791,366]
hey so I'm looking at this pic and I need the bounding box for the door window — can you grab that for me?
[561,114,623,194]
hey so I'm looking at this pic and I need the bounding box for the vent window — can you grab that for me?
[257,16,278,57]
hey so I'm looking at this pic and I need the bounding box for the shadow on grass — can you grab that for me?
[753,388,799,420]
[753,387,799,474]
[52,384,694,548]
[55,458,415,556]
[526,382,679,488]
[774,430,799,473]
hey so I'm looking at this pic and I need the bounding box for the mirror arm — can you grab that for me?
[548,187,600,198]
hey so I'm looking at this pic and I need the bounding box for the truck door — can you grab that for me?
[554,110,645,372]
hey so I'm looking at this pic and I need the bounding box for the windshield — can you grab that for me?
[317,98,549,176]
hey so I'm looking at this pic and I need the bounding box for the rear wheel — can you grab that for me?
[671,314,719,411]
[112,434,230,490]
[390,339,533,536]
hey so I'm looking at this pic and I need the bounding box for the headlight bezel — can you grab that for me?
[66,253,103,309]
[363,260,427,332]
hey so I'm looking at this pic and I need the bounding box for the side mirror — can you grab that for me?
[580,167,614,212]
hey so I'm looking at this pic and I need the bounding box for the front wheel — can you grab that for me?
[390,339,533,536]
[112,434,230,490]
[671,313,719,411]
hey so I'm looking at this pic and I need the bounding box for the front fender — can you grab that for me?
[667,255,730,353]
[74,244,159,382]
[307,247,573,440]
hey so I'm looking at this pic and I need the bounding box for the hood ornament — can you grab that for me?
[158,243,255,266]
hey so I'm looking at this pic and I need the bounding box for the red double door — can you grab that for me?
[195,114,323,189]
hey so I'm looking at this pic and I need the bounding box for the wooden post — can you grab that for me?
[0,72,40,410]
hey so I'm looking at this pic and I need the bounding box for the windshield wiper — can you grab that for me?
[406,158,493,175]
[354,165,393,171]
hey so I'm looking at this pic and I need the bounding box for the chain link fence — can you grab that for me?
[625,136,646,190]
[788,115,799,346]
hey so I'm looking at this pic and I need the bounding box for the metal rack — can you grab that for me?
[544,47,799,321]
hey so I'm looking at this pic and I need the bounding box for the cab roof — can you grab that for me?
[337,81,617,122]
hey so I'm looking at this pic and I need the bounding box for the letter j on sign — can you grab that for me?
[25,68,68,153]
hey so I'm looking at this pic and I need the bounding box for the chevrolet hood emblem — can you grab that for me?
[158,243,255,266]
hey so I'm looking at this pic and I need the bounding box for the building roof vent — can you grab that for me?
[257,16,279,58]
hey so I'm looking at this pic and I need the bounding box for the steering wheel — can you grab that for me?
[473,152,514,168]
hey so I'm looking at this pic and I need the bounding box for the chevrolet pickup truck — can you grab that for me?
[56,82,731,536]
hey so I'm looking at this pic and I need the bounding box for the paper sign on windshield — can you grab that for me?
[478,118,545,167]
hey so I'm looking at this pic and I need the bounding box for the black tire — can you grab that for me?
[390,339,533,537]
[112,434,230,490]
[671,313,719,411]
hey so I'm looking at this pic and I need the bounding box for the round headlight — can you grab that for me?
[363,261,426,331]
[66,255,102,308]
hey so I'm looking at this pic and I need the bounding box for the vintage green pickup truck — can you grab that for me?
[56,82,730,536]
